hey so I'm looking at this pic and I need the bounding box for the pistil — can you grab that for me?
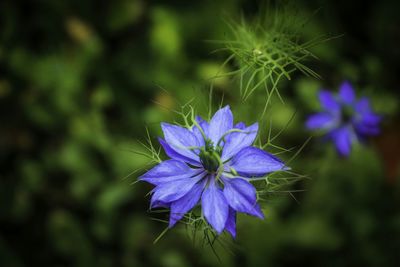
[199,139,223,173]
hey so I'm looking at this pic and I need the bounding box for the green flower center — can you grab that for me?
[341,105,354,123]
[199,139,223,173]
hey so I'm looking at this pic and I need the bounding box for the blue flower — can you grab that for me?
[306,81,381,157]
[140,106,288,237]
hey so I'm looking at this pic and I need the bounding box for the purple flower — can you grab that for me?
[140,106,288,237]
[306,81,381,157]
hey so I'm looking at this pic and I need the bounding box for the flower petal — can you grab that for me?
[150,172,204,206]
[208,105,233,145]
[201,177,229,234]
[353,97,381,136]
[339,81,355,104]
[139,159,202,185]
[151,200,169,208]
[222,123,258,161]
[331,126,352,157]
[319,90,340,112]
[355,97,371,113]
[224,208,237,238]
[354,114,381,136]
[234,122,246,129]
[306,113,337,130]
[192,116,209,146]
[161,123,200,163]
[169,179,205,227]
[359,113,381,126]
[354,124,380,136]
[229,147,288,177]
[159,138,201,166]
[222,178,264,219]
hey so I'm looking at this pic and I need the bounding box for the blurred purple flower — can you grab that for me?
[140,106,288,237]
[306,81,382,157]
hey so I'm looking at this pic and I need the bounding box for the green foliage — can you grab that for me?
[213,5,322,103]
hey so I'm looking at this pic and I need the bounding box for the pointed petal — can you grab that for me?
[150,172,204,206]
[359,113,381,126]
[208,105,233,144]
[222,178,264,219]
[151,200,169,208]
[222,123,258,161]
[339,81,355,104]
[159,138,201,166]
[139,159,202,185]
[224,208,237,238]
[354,123,380,136]
[331,127,352,157]
[354,113,381,136]
[161,123,200,162]
[234,122,246,129]
[201,178,229,234]
[319,90,340,112]
[354,97,381,136]
[229,147,288,177]
[169,180,205,227]
[192,116,209,146]
[306,113,337,130]
[355,97,371,113]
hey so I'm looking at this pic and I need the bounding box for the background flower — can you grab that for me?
[306,81,382,156]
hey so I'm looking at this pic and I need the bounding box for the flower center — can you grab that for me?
[341,105,354,123]
[199,139,223,173]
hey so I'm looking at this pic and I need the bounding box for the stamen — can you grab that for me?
[216,128,248,147]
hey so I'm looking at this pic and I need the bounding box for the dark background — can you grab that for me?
[1,0,400,266]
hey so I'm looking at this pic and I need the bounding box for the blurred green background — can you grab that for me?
[1,0,400,266]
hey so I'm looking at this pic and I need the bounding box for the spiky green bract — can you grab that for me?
[212,5,322,103]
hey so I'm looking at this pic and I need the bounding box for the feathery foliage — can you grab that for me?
[213,5,322,102]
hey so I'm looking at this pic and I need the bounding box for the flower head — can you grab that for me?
[140,106,288,237]
[306,81,381,157]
